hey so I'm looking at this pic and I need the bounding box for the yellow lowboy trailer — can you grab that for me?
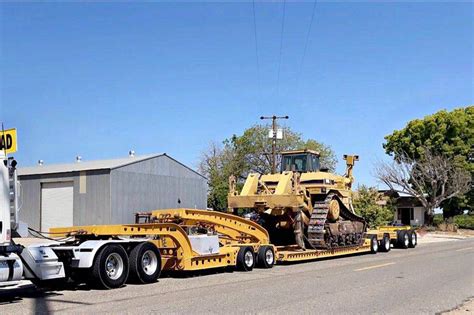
[48,209,417,290]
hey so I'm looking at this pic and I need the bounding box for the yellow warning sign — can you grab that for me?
[0,128,18,154]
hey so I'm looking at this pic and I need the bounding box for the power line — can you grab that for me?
[276,0,286,98]
[296,0,318,98]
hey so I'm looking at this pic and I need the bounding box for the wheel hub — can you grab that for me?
[244,251,254,267]
[141,250,158,275]
[373,239,378,252]
[265,249,274,265]
[105,253,123,280]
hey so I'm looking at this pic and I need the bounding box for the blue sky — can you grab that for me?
[1,1,472,187]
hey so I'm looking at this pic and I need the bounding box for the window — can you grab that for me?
[282,155,307,172]
[294,157,305,171]
[312,156,320,171]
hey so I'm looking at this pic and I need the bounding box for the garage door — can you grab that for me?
[41,182,74,231]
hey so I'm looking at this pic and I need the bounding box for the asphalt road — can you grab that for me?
[1,239,473,314]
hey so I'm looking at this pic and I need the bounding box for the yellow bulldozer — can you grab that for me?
[228,149,366,250]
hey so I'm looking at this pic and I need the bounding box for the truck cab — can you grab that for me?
[280,149,320,173]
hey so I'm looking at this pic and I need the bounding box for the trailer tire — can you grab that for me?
[397,230,409,249]
[236,246,255,271]
[256,246,275,269]
[129,242,161,284]
[369,235,378,254]
[380,234,391,252]
[90,244,129,289]
[408,230,417,248]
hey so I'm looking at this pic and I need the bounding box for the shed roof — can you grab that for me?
[18,154,165,176]
[396,196,424,208]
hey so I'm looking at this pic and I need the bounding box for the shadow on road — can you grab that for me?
[0,283,94,314]
[0,285,58,313]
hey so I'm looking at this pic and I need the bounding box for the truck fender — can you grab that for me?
[72,239,144,269]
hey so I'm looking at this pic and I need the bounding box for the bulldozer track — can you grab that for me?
[307,193,366,249]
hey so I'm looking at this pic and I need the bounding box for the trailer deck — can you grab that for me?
[276,240,372,262]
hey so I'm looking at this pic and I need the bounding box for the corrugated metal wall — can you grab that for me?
[110,155,207,224]
[18,175,42,230]
[75,170,111,225]
[19,155,207,228]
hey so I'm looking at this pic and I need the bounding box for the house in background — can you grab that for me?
[378,190,427,226]
[393,196,426,226]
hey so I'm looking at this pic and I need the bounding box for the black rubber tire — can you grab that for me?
[370,235,378,254]
[256,246,275,269]
[89,244,129,289]
[236,246,255,271]
[379,234,391,252]
[128,242,162,284]
[397,230,409,249]
[408,230,417,248]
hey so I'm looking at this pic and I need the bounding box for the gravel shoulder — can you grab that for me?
[442,297,474,314]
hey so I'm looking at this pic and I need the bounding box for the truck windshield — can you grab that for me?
[282,154,307,172]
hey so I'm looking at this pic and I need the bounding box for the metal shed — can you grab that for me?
[18,153,208,230]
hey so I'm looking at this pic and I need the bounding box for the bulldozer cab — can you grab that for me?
[280,149,320,173]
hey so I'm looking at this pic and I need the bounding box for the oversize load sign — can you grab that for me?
[0,128,17,154]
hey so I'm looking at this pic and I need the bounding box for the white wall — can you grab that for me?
[393,206,425,226]
[412,207,425,226]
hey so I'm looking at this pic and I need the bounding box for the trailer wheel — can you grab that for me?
[370,235,378,254]
[129,242,162,284]
[408,230,417,248]
[397,230,409,249]
[90,244,129,289]
[236,247,255,271]
[256,246,275,269]
[377,234,389,252]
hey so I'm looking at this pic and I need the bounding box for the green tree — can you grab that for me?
[353,185,395,228]
[383,106,474,217]
[199,124,337,211]
[198,143,227,211]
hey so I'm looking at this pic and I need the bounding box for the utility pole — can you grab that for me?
[260,115,289,173]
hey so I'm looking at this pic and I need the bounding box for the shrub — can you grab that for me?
[453,214,474,229]
[353,185,395,229]
[433,214,444,226]
[438,222,457,232]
